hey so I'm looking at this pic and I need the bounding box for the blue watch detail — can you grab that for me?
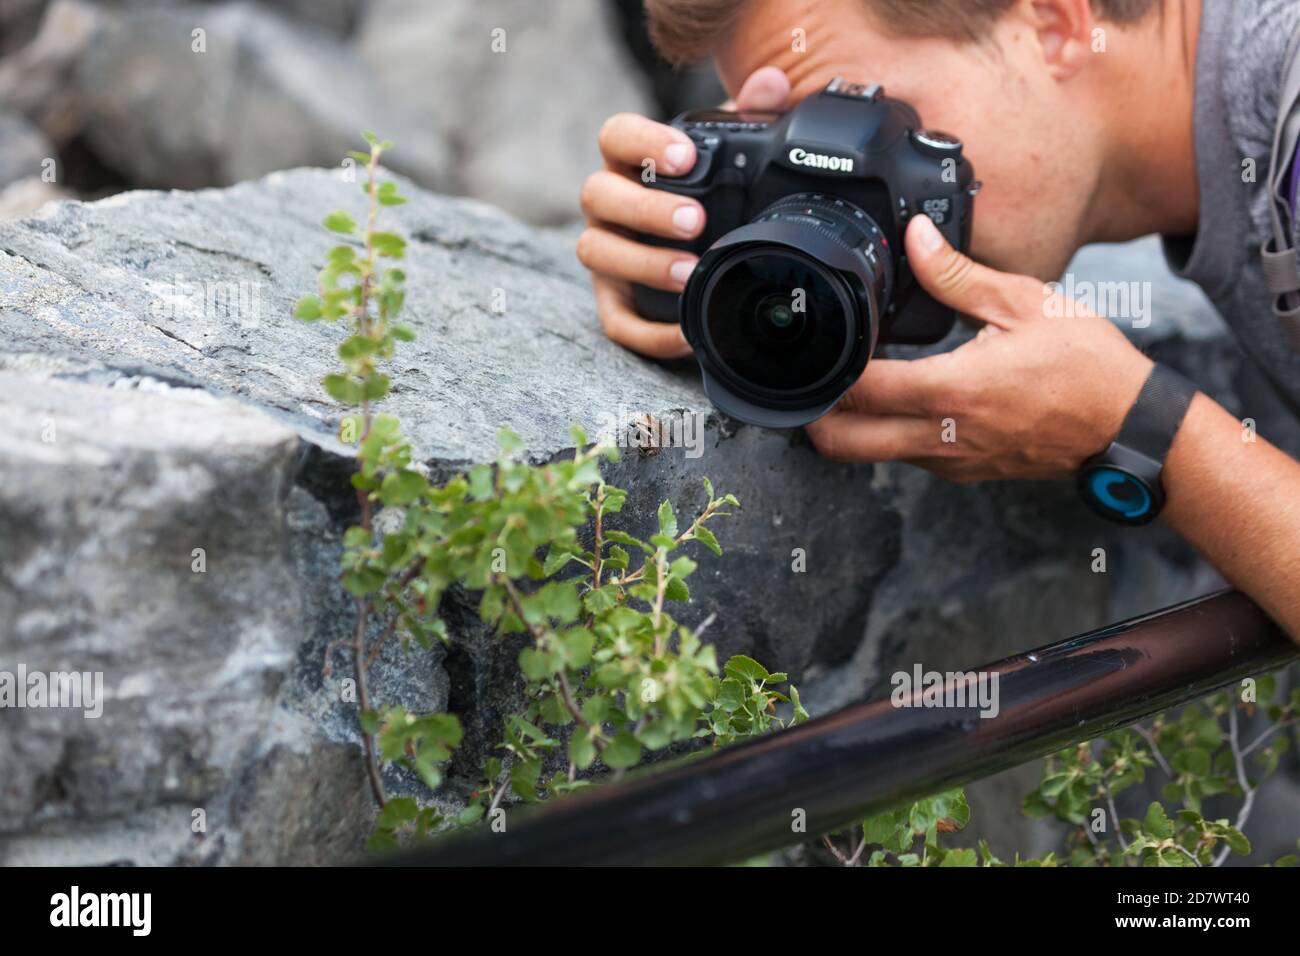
[1085,467,1153,521]
[1077,364,1197,527]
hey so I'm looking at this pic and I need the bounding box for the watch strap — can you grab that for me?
[1115,363,1198,465]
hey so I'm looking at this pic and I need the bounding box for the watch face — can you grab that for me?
[1079,465,1158,525]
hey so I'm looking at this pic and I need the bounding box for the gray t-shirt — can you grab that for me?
[1162,0,1300,414]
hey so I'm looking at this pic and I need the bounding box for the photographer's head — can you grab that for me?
[645,0,1198,282]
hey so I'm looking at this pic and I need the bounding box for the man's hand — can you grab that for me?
[806,214,1156,481]
[577,67,791,358]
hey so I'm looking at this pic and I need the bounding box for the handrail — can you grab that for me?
[391,590,1297,866]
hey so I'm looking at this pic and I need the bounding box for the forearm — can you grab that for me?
[1162,394,1300,641]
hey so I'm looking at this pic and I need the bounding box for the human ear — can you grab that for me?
[1025,0,1096,79]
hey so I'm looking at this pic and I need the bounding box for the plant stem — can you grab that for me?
[499,576,604,753]
[1214,704,1256,867]
[353,598,387,807]
[345,145,387,810]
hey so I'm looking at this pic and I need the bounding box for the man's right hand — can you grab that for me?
[577,67,792,358]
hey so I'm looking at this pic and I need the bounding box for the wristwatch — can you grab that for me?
[1077,363,1198,526]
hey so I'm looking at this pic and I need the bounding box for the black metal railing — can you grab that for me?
[392,590,1296,866]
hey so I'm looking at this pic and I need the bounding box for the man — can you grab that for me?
[577,0,1300,639]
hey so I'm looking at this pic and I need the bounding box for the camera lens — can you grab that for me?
[680,194,893,427]
[703,251,850,394]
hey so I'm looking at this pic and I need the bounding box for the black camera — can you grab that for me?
[633,78,979,428]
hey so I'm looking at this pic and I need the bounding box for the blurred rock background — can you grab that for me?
[0,0,725,223]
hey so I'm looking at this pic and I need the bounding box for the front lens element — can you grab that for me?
[702,250,853,395]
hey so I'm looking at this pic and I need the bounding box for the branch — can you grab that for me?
[352,598,387,807]
[1134,724,1173,777]
[499,576,604,753]
[1214,705,1256,867]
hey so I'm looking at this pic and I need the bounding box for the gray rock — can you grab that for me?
[70,1,448,189]
[0,0,47,54]
[357,0,655,224]
[0,0,104,148]
[0,170,1295,864]
[261,0,363,37]
[0,113,54,188]
[0,176,73,221]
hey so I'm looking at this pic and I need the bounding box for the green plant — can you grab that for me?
[296,136,808,851]
[828,674,1298,867]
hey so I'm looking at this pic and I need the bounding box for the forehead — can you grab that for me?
[715,0,977,106]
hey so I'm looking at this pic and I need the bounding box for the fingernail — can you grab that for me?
[672,205,701,235]
[915,214,944,252]
[670,259,696,287]
[676,327,692,352]
[664,141,693,173]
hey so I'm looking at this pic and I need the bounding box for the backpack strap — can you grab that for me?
[1262,26,1300,347]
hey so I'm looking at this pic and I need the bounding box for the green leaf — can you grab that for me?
[724,655,770,685]
[518,647,552,682]
[939,848,978,867]
[664,576,690,602]
[559,627,595,668]
[371,231,407,258]
[510,759,541,802]
[339,334,382,361]
[497,428,524,457]
[323,210,357,234]
[362,373,391,401]
[1218,825,1251,856]
[862,806,912,854]
[293,294,323,321]
[323,373,363,405]
[390,323,417,341]
[657,500,678,539]
[456,804,485,826]
[377,797,419,829]
[1143,802,1174,840]
[377,180,407,206]
[542,547,577,576]
[693,525,722,556]
[603,733,641,770]
[568,729,597,770]
[379,469,428,506]
[581,696,609,725]
[605,530,652,554]
[670,556,697,579]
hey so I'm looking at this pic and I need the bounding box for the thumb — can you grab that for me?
[735,66,791,111]
[906,214,1023,329]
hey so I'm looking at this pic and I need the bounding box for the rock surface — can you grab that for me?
[0,169,1296,864]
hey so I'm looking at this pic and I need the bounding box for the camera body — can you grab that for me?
[632,78,979,427]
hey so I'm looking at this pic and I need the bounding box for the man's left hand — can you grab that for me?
[806,214,1155,482]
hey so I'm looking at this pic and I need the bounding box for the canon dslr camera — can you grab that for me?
[633,78,979,427]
